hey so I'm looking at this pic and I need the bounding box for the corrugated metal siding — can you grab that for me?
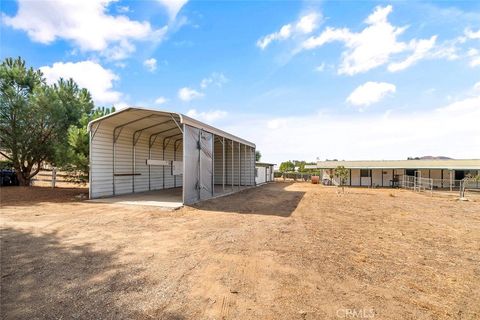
[256,166,266,184]
[91,117,254,201]
[90,123,114,198]
[213,140,254,186]
[146,134,183,191]
[90,123,183,199]
[225,140,234,185]
[234,142,241,185]
[214,138,226,185]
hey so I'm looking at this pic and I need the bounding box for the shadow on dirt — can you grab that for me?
[191,182,305,217]
[0,227,186,319]
[0,186,88,208]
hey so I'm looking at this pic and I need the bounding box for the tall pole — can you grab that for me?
[212,135,215,197]
[222,137,225,192]
[238,142,241,188]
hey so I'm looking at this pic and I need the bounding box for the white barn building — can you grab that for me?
[88,107,256,206]
[255,162,275,185]
[307,159,480,188]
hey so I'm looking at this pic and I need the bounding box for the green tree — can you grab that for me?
[0,57,93,185]
[279,160,295,172]
[334,165,349,193]
[255,150,261,162]
[61,107,114,182]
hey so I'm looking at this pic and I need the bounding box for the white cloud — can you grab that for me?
[40,61,121,104]
[178,87,204,101]
[467,48,480,67]
[186,109,227,123]
[200,72,228,89]
[257,12,320,49]
[116,5,130,13]
[315,63,326,72]
[222,95,480,164]
[301,5,438,75]
[471,56,480,67]
[474,82,480,92]
[157,0,188,20]
[465,28,480,40]
[347,82,396,109]
[388,36,437,72]
[467,48,479,57]
[267,118,288,129]
[143,58,157,72]
[2,0,166,60]
[154,96,168,105]
[295,13,319,34]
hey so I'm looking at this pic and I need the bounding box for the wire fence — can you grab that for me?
[460,178,480,198]
[401,175,480,198]
[401,175,433,194]
[274,172,316,182]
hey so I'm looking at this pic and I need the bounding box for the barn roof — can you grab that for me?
[310,159,480,170]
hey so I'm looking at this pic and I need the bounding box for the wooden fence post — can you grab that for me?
[52,168,56,188]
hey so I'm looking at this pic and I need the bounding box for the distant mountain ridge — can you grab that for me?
[407,156,453,160]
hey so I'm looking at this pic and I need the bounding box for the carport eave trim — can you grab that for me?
[179,114,255,148]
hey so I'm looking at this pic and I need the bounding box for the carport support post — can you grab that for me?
[132,131,142,193]
[174,139,181,188]
[212,134,215,197]
[244,145,247,186]
[89,129,93,199]
[162,141,165,189]
[222,137,225,192]
[132,135,135,193]
[450,170,454,191]
[231,140,234,190]
[238,142,241,188]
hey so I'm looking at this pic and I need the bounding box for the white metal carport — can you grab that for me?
[88,107,256,206]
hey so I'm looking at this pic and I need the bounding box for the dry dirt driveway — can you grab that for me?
[1,183,479,320]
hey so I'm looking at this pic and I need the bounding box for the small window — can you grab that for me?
[405,169,416,176]
[360,169,370,177]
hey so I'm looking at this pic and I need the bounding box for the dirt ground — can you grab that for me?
[1,183,479,320]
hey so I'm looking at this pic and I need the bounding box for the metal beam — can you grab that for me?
[170,114,183,133]
[239,143,241,186]
[161,133,183,189]
[133,119,173,146]
[222,137,225,193]
[212,134,215,197]
[149,126,179,148]
[91,122,101,140]
[113,114,166,195]
[173,138,182,188]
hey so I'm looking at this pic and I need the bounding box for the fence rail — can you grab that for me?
[274,172,316,182]
[460,178,480,198]
[31,168,87,187]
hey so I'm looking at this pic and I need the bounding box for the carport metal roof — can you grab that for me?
[88,107,255,147]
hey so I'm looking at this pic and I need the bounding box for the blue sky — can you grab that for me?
[1,0,480,163]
